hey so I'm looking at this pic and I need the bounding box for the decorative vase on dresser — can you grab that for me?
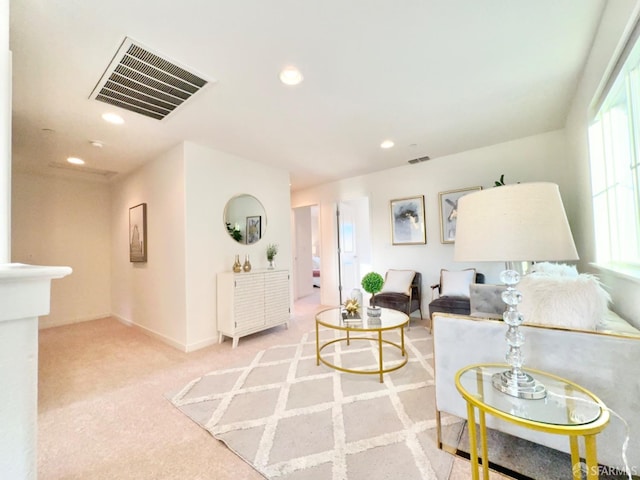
[217,269,290,348]
[232,255,242,273]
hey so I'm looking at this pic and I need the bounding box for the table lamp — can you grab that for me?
[454,182,579,399]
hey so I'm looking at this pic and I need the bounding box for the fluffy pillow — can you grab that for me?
[440,268,475,298]
[530,262,578,278]
[518,272,610,331]
[381,270,415,295]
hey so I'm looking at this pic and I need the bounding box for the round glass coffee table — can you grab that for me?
[315,307,409,382]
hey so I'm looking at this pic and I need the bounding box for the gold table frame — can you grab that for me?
[455,363,610,480]
[315,307,409,382]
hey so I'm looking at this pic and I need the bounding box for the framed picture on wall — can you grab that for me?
[438,186,482,243]
[129,203,147,262]
[390,195,426,245]
[246,215,261,244]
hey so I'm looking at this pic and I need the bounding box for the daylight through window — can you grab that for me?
[588,31,640,268]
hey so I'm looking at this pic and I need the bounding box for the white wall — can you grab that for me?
[110,144,188,347]
[10,139,292,351]
[183,142,292,350]
[565,0,640,326]
[292,130,571,311]
[110,141,292,351]
[11,173,111,327]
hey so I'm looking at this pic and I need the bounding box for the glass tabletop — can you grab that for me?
[315,307,409,331]
[457,364,604,427]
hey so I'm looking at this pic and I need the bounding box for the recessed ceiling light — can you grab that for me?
[67,157,85,165]
[90,140,104,148]
[380,140,395,149]
[102,112,124,124]
[279,66,303,86]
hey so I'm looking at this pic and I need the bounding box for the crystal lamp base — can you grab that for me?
[492,370,547,400]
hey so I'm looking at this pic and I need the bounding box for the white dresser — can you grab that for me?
[217,269,290,348]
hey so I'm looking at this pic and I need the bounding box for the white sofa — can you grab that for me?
[432,306,640,471]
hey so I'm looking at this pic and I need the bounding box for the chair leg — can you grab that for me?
[425,310,432,334]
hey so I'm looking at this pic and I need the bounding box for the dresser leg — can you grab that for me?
[218,332,224,344]
[232,337,239,348]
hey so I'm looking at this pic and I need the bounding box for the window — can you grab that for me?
[589,33,640,269]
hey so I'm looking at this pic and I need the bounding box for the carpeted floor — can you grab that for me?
[166,326,463,480]
[36,292,505,479]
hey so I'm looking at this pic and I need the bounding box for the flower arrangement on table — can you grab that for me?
[266,243,278,268]
[266,243,278,261]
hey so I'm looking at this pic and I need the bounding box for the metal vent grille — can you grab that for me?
[90,38,210,120]
[48,162,119,179]
[408,155,431,164]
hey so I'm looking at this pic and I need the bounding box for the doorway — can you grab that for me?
[337,197,371,304]
[293,205,320,304]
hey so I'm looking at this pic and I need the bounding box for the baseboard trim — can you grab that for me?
[185,336,218,352]
[40,313,219,353]
[111,314,188,352]
[39,313,111,329]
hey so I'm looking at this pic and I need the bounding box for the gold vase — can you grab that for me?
[243,254,252,272]
[232,255,242,273]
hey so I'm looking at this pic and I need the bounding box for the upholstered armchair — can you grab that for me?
[370,270,422,319]
[428,269,485,318]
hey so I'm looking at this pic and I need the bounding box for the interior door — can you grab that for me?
[293,206,314,299]
[337,198,371,303]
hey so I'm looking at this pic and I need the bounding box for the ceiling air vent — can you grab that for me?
[48,162,118,179]
[89,37,211,120]
[408,155,431,165]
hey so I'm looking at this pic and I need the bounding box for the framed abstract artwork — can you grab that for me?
[246,215,261,244]
[438,186,482,243]
[390,196,426,245]
[129,203,147,262]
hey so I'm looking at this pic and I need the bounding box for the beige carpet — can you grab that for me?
[36,291,505,480]
[167,326,464,480]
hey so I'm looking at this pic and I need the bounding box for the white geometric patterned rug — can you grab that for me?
[166,326,464,480]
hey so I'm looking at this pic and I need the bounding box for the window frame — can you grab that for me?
[588,26,640,273]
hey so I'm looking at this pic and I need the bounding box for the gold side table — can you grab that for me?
[455,363,610,480]
[315,306,409,383]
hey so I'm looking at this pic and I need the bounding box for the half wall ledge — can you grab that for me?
[0,263,72,480]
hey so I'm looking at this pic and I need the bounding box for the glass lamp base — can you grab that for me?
[492,370,547,400]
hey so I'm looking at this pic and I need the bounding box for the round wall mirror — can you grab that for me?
[224,194,266,244]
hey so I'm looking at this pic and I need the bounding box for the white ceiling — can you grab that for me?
[9,0,606,191]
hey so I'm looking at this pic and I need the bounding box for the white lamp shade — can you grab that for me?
[454,182,579,262]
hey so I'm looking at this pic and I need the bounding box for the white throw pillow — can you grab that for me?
[380,270,415,295]
[440,269,475,298]
[519,272,610,331]
[530,262,578,277]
